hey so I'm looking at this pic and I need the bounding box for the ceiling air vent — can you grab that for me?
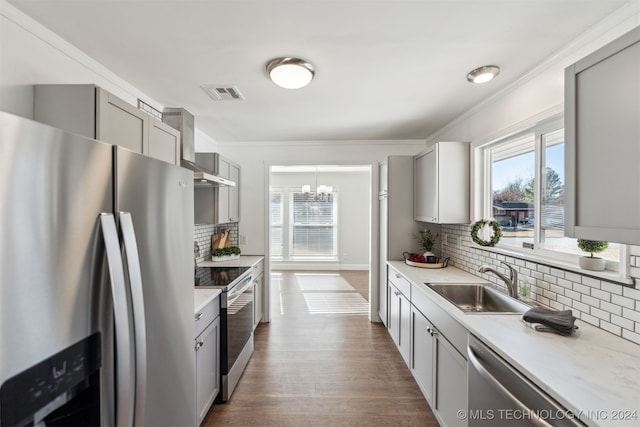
[201,85,244,101]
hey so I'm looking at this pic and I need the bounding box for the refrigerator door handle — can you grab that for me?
[99,213,134,427]
[119,212,147,427]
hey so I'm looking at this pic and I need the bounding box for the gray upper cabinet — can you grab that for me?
[148,118,181,165]
[194,153,241,224]
[565,27,640,245]
[34,84,179,165]
[414,141,469,224]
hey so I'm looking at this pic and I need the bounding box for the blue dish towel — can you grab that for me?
[522,307,578,336]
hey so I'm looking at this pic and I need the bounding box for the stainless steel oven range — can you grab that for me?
[195,266,254,401]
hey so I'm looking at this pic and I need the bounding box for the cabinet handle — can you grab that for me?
[394,290,400,296]
[427,326,437,337]
[395,273,401,278]
[195,312,203,321]
[195,340,204,351]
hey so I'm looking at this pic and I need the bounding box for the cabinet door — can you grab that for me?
[196,316,220,425]
[436,335,468,427]
[414,146,438,222]
[148,119,180,165]
[253,273,263,329]
[216,158,231,223]
[410,306,436,405]
[398,292,411,365]
[228,162,240,222]
[96,90,147,154]
[388,283,400,347]
[565,28,640,244]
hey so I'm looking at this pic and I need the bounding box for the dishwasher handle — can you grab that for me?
[467,345,553,427]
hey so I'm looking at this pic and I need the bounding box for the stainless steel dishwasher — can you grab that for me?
[467,335,585,426]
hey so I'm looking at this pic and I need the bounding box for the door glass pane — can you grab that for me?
[491,133,535,249]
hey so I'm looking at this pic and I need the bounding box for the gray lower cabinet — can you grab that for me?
[388,281,411,365]
[435,334,468,427]
[410,306,436,404]
[34,84,180,165]
[387,266,469,427]
[194,296,221,426]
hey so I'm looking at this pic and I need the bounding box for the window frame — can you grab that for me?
[478,115,626,273]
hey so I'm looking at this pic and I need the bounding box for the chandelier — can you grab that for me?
[302,168,333,201]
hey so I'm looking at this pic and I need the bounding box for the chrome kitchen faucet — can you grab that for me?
[478,262,519,299]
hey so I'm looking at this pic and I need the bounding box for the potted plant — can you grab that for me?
[416,228,438,261]
[577,239,608,271]
[211,246,242,262]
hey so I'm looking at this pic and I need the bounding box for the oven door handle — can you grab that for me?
[227,274,253,305]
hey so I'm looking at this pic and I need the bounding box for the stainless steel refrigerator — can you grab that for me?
[0,111,195,426]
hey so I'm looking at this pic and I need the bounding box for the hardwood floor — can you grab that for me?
[203,270,439,427]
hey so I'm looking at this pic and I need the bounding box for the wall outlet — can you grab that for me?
[239,234,247,245]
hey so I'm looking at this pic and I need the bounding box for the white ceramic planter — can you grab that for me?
[210,254,241,262]
[579,256,606,271]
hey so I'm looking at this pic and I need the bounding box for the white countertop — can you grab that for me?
[197,255,264,268]
[194,288,222,314]
[388,260,640,427]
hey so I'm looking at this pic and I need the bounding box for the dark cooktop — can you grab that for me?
[195,266,250,288]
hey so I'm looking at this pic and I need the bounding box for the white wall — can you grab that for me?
[214,141,425,258]
[271,167,370,268]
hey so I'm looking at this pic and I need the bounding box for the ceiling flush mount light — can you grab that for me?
[466,65,500,84]
[266,57,315,89]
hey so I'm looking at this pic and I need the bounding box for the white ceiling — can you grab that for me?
[7,0,628,143]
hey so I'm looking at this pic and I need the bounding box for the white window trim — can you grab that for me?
[472,112,632,284]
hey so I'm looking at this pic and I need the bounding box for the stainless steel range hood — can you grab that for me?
[163,107,236,188]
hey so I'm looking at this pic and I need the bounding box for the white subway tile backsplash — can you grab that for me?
[622,329,640,345]
[582,277,601,289]
[580,313,600,327]
[611,294,635,309]
[622,307,640,323]
[565,272,583,283]
[590,307,610,322]
[601,281,623,296]
[581,295,600,308]
[572,300,590,313]
[623,287,640,301]
[611,314,634,330]
[590,288,610,302]
[440,224,640,344]
[599,321,622,336]
[600,301,622,317]
[573,283,591,295]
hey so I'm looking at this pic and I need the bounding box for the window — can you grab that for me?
[270,187,338,261]
[485,118,620,265]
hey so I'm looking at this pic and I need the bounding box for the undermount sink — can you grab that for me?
[427,283,531,314]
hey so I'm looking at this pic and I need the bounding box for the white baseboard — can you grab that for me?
[272,262,369,271]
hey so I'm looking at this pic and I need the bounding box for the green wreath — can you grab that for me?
[471,220,503,247]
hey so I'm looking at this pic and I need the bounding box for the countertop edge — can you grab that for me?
[194,288,222,313]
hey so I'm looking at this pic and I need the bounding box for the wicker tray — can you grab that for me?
[403,252,450,269]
